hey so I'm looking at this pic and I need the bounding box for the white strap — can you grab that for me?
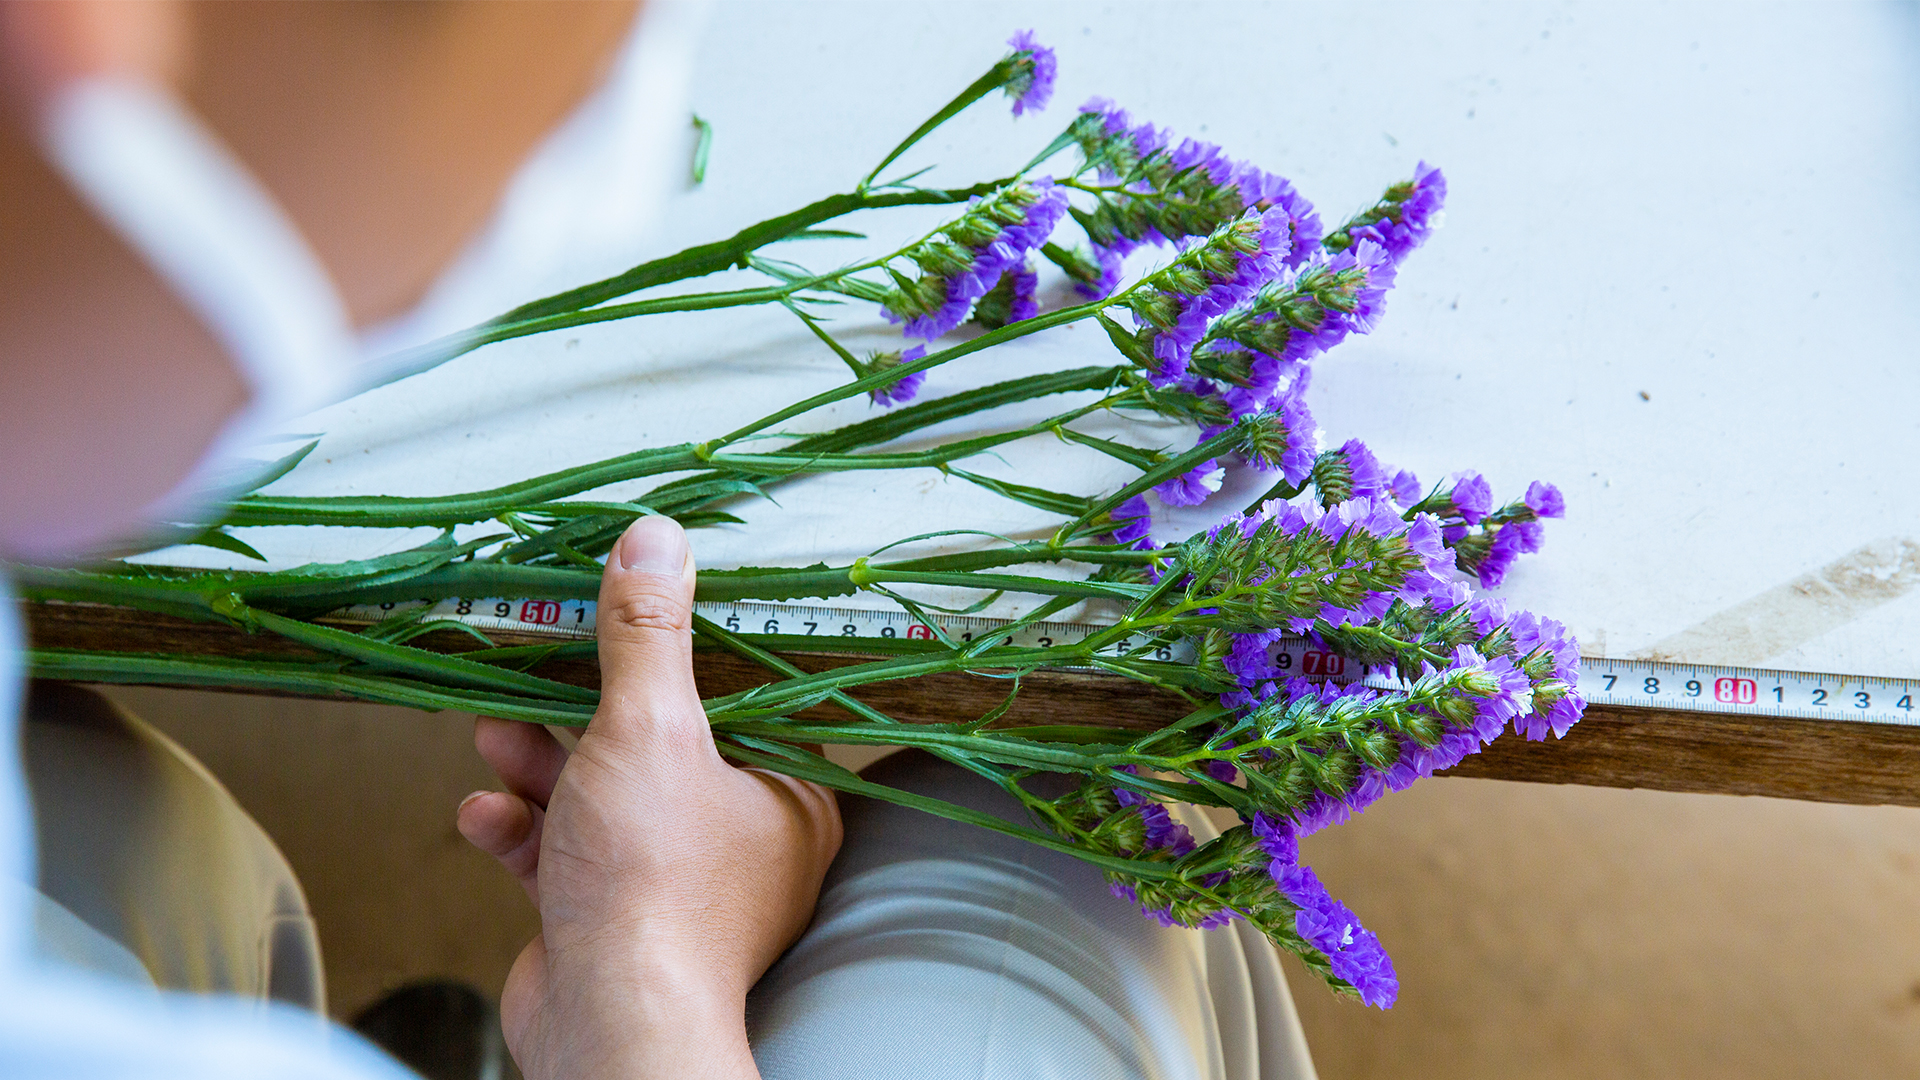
[37,78,357,518]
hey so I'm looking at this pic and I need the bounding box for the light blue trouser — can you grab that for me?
[748,751,1318,1080]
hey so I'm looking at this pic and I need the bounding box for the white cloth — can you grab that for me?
[748,752,1316,1080]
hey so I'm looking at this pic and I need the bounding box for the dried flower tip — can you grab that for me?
[1003,30,1057,117]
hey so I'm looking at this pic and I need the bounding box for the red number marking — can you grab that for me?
[906,624,934,640]
[520,600,561,625]
[1713,677,1756,705]
[1301,651,1345,677]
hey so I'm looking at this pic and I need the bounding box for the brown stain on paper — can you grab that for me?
[1633,537,1920,666]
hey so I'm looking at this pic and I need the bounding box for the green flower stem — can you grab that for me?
[368,181,1016,387]
[223,446,706,529]
[694,610,1079,798]
[713,739,1179,881]
[860,60,1018,190]
[708,290,1136,451]
[698,393,1122,477]
[218,379,1141,535]
[1061,419,1256,539]
[30,642,1220,890]
[716,716,1249,814]
[14,540,1169,626]
[26,649,593,726]
[771,366,1129,457]
[491,367,1134,563]
[702,644,1064,716]
[880,542,1170,573]
[848,564,1150,602]
[714,718,1123,771]
[242,608,599,706]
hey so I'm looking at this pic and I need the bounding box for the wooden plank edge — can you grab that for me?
[23,601,1920,807]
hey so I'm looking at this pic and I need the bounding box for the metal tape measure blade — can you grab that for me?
[332,597,1920,726]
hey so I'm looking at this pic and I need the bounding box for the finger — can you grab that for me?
[474,715,570,809]
[456,789,544,905]
[591,516,708,754]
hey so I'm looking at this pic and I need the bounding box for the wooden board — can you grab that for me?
[23,600,1920,808]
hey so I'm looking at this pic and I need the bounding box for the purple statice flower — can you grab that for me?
[1139,208,1293,384]
[1224,630,1283,689]
[865,345,927,407]
[1475,525,1524,587]
[1198,382,1320,484]
[1113,778,1196,857]
[1138,803,1196,856]
[1155,458,1225,506]
[1288,239,1399,361]
[1333,162,1447,268]
[1474,518,1551,584]
[1514,683,1585,742]
[1271,391,1319,485]
[1236,165,1324,267]
[1525,480,1565,519]
[1397,513,1461,602]
[1464,596,1509,637]
[1004,31,1057,117]
[1073,246,1128,300]
[1449,471,1493,524]
[1337,439,1389,501]
[1212,353,1306,421]
[887,181,1069,340]
[1105,494,1156,550]
[1223,495,1458,627]
[1457,646,1536,738]
[1283,643,1531,839]
[1169,135,1240,189]
[1007,261,1039,323]
[1283,865,1398,1008]
[1251,813,1396,1008]
[1192,239,1397,411]
[1202,758,1240,784]
[1071,99,1319,293]
[1506,610,1584,740]
[1388,469,1423,507]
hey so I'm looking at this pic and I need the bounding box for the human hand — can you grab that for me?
[456,516,843,1080]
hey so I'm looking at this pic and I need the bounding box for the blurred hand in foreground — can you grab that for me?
[457,516,843,1080]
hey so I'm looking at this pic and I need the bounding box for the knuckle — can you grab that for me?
[602,583,690,635]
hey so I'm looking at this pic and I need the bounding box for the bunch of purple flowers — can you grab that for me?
[842,31,1579,1007]
[28,28,1586,1017]
[1047,491,1581,1007]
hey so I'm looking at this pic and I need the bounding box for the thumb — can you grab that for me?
[591,516,707,755]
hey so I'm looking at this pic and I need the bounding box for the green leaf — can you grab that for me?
[380,619,499,649]
[180,529,268,563]
[945,468,1096,517]
[246,608,600,705]
[1054,427,1168,471]
[776,228,866,241]
[672,511,748,530]
[690,113,713,184]
[24,649,593,726]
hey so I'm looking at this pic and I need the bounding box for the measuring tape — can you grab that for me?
[336,596,1920,727]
